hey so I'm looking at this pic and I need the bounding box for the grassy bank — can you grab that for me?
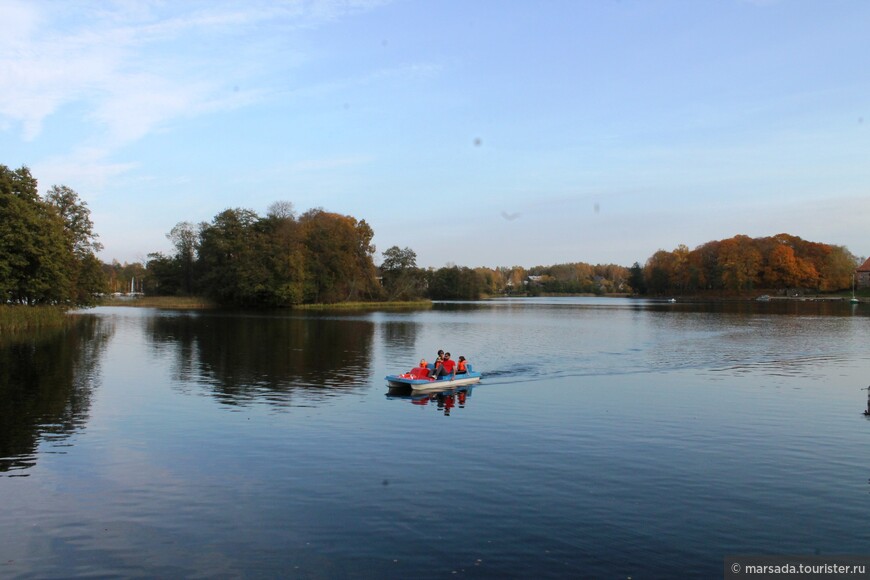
[99,296,431,311]
[0,305,70,332]
[100,296,217,309]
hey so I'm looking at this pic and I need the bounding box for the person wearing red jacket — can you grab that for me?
[432,352,456,380]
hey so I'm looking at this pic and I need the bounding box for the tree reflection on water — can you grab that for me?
[0,316,111,476]
[145,311,376,406]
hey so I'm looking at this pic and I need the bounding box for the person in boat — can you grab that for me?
[456,356,468,375]
[409,359,430,379]
[431,352,456,380]
[433,350,444,372]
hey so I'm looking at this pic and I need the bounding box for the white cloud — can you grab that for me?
[0,0,398,261]
[33,147,137,195]
[0,0,390,146]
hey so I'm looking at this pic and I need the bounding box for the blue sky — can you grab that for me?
[2,0,868,268]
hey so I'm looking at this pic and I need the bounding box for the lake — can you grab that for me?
[2,298,870,578]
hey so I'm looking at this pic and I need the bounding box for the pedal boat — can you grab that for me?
[386,363,481,390]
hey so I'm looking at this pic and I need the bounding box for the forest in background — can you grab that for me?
[138,204,633,305]
[134,210,861,304]
[1,164,864,309]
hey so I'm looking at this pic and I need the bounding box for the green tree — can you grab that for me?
[145,252,182,296]
[44,184,106,304]
[197,208,269,306]
[380,246,424,300]
[44,185,103,257]
[0,166,72,305]
[261,205,305,305]
[427,266,482,300]
[628,262,646,294]
[167,221,199,295]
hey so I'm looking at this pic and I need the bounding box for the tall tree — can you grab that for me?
[44,185,103,257]
[197,208,268,306]
[718,236,762,291]
[628,262,646,294]
[261,207,305,305]
[167,221,199,295]
[0,166,73,305]
[44,184,106,304]
[670,244,692,291]
[145,252,182,296]
[267,200,296,220]
[298,209,380,303]
[820,245,859,291]
[380,246,424,300]
[644,250,675,294]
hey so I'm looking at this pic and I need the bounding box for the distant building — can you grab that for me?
[857,257,870,289]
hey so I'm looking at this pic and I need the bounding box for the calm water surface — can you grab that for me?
[2,298,870,578]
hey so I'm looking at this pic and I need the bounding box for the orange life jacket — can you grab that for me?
[457,360,467,373]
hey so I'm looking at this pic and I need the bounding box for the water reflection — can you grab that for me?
[486,296,867,318]
[0,316,110,476]
[437,298,870,383]
[378,318,420,360]
[386,384,475,416]
[642,298,865,317]
[145,312,375,406]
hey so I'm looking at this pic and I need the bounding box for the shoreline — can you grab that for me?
[96,293,864,310]
[98,296,433,310]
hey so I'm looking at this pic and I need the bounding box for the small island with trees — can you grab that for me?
[1,163,865,330]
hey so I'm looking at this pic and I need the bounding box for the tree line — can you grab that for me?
[3,164,862,308]
[633,234,859,295]
[144,205,506,304]
[143,219,860,304]
[144,211,633,305]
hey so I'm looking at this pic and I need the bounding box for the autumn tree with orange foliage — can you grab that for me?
[640,234,858,295]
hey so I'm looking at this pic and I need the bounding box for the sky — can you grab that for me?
[1,0,868,269]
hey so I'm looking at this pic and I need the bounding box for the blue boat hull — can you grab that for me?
[385,371,481,390]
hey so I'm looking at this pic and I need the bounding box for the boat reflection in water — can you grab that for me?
[386,384,474,416]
